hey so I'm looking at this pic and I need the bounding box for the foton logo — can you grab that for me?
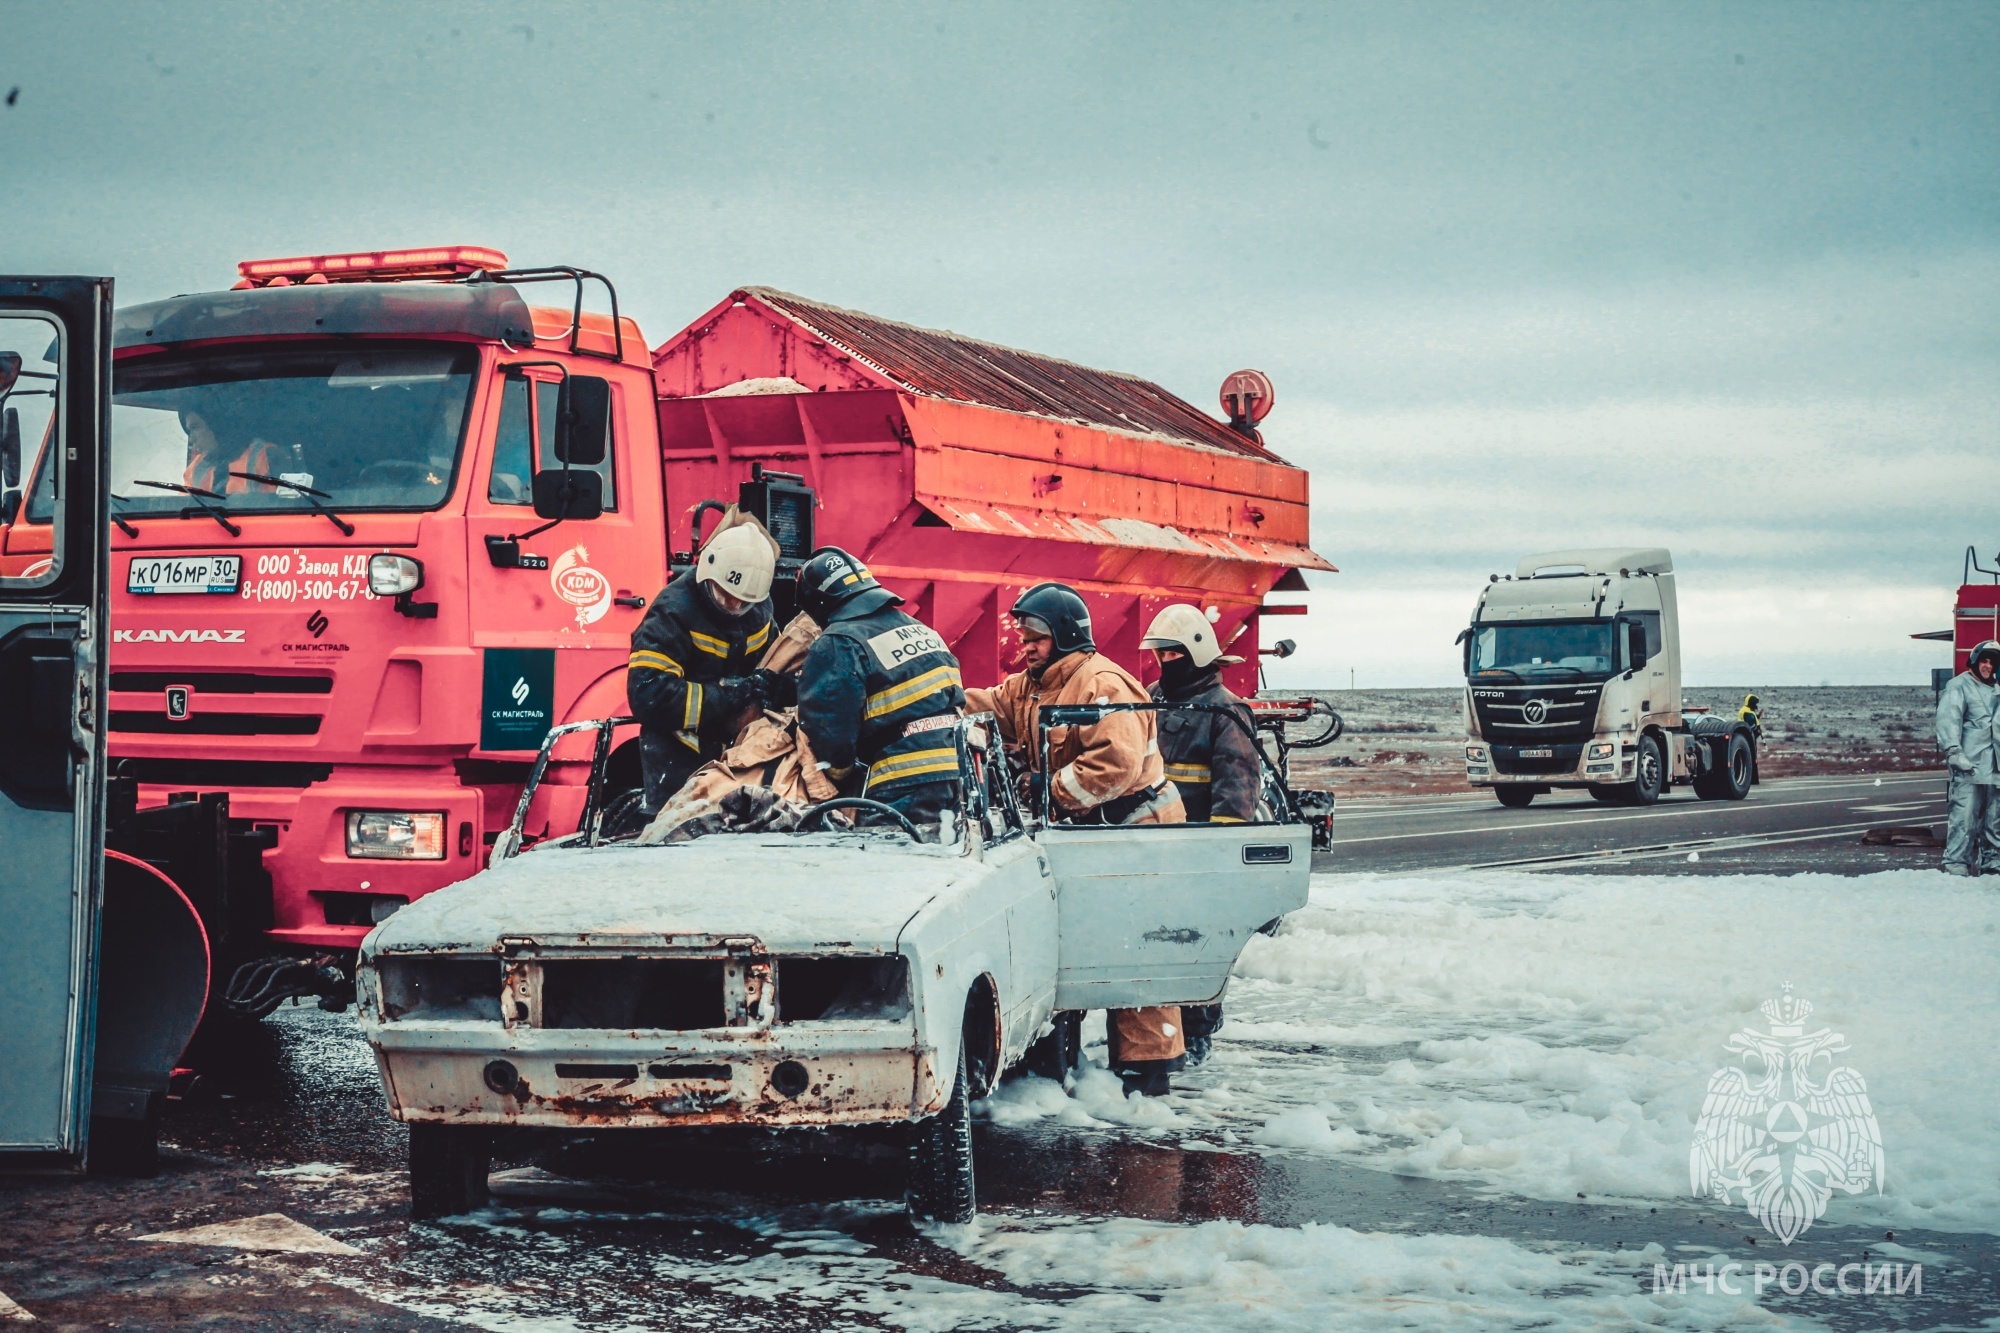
[113,628,247,644]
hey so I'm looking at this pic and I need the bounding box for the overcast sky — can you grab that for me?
[6,1,1994,686]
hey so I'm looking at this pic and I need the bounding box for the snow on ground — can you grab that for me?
[327,867,1996,1330]
[988,869,2000,1236]
[353,1203,1782,1333]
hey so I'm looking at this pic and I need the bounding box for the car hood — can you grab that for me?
[364,833,983,957]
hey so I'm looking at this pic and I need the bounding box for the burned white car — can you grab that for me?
[357,710,1316,1223]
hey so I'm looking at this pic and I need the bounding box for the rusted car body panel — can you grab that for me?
[356,832,1053,1131]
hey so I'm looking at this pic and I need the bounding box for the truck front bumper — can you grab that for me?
[365,1021,936,1130]
[1466,741,1632,786]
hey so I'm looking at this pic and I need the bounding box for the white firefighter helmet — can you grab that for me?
[695,522,777,604]
[1140,603,1242,668]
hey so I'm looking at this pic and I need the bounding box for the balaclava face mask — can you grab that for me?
[1158,652,1216,698]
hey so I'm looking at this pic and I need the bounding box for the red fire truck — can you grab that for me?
[1914,546,2000,688]
[0,247,1331,1019]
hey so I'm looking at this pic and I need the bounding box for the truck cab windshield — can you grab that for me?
[64,343,476,523]
[1469,620,1614,681]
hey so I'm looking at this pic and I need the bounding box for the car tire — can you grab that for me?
[1693,733,1754,801]
[409,1123,491,1220]
[1016,1011,1083,1082]
[907,1044,975,1225]
[1495,786,1535,808]
[1626,734,1665,805]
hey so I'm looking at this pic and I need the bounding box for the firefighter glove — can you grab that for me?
[715,676,761,716]
[751,667,798,709]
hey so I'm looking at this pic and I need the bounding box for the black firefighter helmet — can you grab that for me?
[795,546,901,626]
[1010,582,1094,658]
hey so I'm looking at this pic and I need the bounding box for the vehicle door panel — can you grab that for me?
[463,363,657,757]
[1040,823,1309,1011]
[0,280,112,1160]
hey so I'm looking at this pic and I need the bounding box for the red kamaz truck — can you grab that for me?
[0,247,1331,1018]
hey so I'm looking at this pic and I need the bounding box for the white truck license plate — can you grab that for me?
[127,555,242,595]
[1519,747,1553,758]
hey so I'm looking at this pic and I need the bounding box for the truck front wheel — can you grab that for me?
[908,1044,976,1225]
[409,1123,492,1220]
[1495,786,1536,808]
[1627,735,1665,805]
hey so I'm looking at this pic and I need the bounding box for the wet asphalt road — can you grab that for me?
[1318,769,1949,875]
[5,1003,1995,1330]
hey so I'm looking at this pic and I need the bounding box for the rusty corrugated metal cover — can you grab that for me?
[738,287,1275,460]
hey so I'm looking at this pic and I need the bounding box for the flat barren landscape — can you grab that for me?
[1272,685,1942,798]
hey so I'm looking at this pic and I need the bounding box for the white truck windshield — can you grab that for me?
[1470,620,1614,680]
[63,343,476,522]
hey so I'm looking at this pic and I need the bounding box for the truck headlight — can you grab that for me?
[1587,742,1616,760]
[346,810,447,860]
[1466,745,1487,762]
[368,553,425,596]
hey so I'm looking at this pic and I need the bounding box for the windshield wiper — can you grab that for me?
[108,494,141,538]
[229,470,356,535]
[131,480,242,537]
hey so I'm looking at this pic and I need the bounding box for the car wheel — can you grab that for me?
[907,1044,975,1225]
[1016,1011,1083,1082]
[1495,786,1535,808]
[1628,735,1664,805]
[409,1123,491,1220]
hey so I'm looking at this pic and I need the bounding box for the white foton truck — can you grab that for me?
[1458,548,1757,807]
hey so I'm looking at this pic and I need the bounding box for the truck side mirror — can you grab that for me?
[532,467,603,521]
[0,351,20,396]
[1627,621,1648,671]
[555,374,610,467]
[1,407,18,490]
[1,488,18,526]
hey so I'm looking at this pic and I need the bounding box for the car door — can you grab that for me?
[1040,821,1310,1011]
[0,277,113,1163]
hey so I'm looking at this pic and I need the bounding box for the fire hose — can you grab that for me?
[224,954,355,1018]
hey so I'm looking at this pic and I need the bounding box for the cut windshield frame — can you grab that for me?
[1468,618,1616,682]
[46,341,480,524]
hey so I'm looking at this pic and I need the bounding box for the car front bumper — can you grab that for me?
[364,1020,938,1130]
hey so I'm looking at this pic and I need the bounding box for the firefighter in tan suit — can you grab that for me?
[966,582,1188,1096]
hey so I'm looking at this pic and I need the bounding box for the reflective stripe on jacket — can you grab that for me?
[628,572,773,760]
[967,650,1165,814]
[1150,675,1261,823]
[797,604,966,795]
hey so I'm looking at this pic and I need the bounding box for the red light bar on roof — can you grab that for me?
[233,245,509,288]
